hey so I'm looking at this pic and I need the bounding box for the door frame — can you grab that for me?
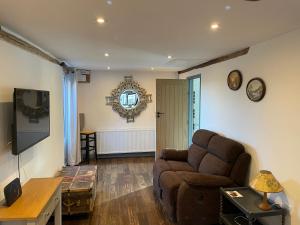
[188,74,201,145]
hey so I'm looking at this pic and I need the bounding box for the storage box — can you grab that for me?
[57,165,97,215]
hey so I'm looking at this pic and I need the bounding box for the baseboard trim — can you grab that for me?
[97,152,155,159]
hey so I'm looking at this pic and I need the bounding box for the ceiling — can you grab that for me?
[0,0,300,72]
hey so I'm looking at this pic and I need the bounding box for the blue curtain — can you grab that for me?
[63,72,81,165]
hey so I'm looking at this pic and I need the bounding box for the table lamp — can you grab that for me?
[250,170,283,211]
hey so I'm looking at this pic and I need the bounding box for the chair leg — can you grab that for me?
[94,133,97,161]
[86,134,90,164]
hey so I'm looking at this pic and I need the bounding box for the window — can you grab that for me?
[188,75,201,144]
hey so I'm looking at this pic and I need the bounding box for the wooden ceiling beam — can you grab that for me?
[178,47,250,75]
[0,25,61,65]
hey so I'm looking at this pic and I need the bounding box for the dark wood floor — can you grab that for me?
[62,157,174,225]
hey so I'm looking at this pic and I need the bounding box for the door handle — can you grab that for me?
[156,112,165,118]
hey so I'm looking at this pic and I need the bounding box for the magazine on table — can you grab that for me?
[226,190,243,198]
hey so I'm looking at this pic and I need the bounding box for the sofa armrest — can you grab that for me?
[177,171,234,187]
[160,149,188,161]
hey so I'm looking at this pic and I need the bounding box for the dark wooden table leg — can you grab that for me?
[86,134,90,164]
[94,132,97,161]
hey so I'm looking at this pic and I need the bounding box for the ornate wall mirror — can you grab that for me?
[120,90,139,109]
[106,76,152,122]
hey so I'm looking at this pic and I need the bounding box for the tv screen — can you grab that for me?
[12,88,50,155]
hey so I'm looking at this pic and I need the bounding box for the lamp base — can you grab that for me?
[258,192,271,211]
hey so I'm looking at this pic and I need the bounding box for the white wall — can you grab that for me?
[0,40,64,199]
[180,29,300,225]
[78,71,177,153]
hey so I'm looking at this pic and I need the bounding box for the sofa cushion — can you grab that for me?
[167,161,194,172]
[187,144,207,170]
[192,129,216,148]
[160,171,183,221]
[176,171,234,187]
[153,159,194,177]
[207,135,244,163]
[198,154,231,176]
[153,159,194,193]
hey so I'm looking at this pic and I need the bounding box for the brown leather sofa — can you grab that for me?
[153,129,251,225]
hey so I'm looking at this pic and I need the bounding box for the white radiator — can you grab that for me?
[97,129,156,154]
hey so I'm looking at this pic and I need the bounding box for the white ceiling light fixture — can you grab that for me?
[151,67,155,71]
[225,5,232,11]
[107,66,111,70]
[104,53,109,57]
[211,23,220,30]
[107,0,113,5]
[167,55,172,59]
[97,17,105,24]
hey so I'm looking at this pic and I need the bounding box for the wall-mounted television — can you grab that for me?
[12,88,50,155]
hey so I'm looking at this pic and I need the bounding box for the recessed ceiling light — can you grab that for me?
[104,53,109,57]
[107,66,111,70]
[167,55,172,59]
[225,5,231,11]
[97,18,105,24]
[107,0,112,5]
[211,23,219,30]
[151,67,155,71]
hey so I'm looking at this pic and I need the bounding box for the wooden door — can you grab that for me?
[156,79,188,158]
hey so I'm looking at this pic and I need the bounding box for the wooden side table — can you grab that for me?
[220,187,285,225]
[80,130,97,164]
[0,177,63,225]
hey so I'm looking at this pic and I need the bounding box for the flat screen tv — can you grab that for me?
[12,88,50,155]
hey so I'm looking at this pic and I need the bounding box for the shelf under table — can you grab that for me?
[220,213,263,225]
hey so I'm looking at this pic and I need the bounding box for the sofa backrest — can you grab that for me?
[187,129,250,185]
[198,135,245,176]
[191,129,217,148]
[230,152,251,186]
[187,130,216,170]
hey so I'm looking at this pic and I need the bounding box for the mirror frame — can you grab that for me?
[106,76,152,122]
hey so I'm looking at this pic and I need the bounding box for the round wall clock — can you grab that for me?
[246,78,266,102]
[227,70,243,91]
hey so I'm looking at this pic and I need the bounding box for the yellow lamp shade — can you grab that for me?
[250,170,283,193]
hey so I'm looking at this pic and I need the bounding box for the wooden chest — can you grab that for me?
[57,165,97,215]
